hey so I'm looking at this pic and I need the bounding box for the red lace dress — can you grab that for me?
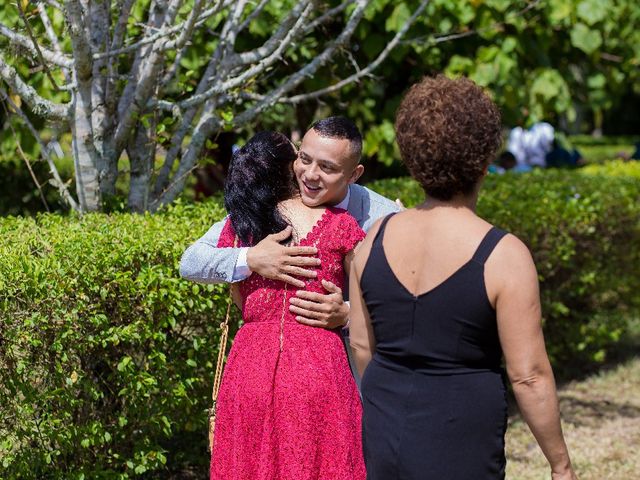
[210,207,366,480]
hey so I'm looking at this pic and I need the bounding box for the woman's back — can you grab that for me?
[378,208,496,298]
[360,210,507,372]
[358,210,509,479]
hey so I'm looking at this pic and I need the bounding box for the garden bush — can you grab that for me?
[371,164,640,366]
[0,200,237,478]
[1,162,639,478]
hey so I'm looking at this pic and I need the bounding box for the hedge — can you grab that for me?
[1,161,639,478]
[0,200,237,478]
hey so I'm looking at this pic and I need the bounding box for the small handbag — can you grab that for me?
[208,237,237,453]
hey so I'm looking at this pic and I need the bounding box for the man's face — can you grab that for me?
[293,129,364,207]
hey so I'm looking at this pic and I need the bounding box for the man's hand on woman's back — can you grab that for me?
[246,226,320,288]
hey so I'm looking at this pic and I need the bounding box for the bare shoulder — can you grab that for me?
[492,233,534,264]
[487,232,538,286]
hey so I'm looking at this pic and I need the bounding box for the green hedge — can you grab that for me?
[1,162,639,478]
[0,201,238,478]
[371,162,640,365]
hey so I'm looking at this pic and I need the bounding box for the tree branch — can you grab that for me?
[174,0,316,111]
[303,0,354,35]
[112,0,185,158]
[269,0,431,104]
[16,0,61,91]
[153,0,372,209]
[149,109,222,210]
[158,0,212,87]
[224,0,313,71]
[237,0,270,33]
[402,0,543,47]
[0,22,73,68]
[152,0,239,195]
[41,0,63,9]
[1,100,51,212]
[93,1,233,60]
[173,0,205,50]
[36,2,69,81]
[105,0,136,131]
[0,86,78,211]
[222,0,371,126]
[64,0,93,81]
[0,55,69,120]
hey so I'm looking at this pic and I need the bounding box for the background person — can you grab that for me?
[349,75,578,480]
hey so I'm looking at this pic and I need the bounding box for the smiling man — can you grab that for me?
[295,123,364,207]
[180,116,399,329]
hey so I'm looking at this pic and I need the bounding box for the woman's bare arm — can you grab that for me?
[348,220,382,377]
[489,235,577,480]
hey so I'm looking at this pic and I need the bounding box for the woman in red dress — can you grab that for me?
[210,131,365,480]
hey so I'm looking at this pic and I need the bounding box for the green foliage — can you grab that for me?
[0,200,237,478]
[370,164,640,367]
[0,152,74,216]
[569,135,640,164]
[580,158,640,178]
[336,0,640,166]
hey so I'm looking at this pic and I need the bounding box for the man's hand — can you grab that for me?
[290,280,349,329]
[246,226,320,288]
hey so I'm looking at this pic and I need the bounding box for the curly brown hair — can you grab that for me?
[394,75,502,200]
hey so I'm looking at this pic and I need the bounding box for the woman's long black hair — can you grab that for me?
[224,131,297,245]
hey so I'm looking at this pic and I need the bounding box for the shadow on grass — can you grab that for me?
[557,394,640,428]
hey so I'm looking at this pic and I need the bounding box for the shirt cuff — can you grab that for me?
[232,247,251,281]
[342,300,351,331]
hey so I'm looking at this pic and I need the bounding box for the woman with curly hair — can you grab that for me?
[348,76,577,480]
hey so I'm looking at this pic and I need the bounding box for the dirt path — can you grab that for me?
[506,356,640,479]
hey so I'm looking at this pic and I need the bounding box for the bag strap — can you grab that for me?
[208,236,238,451]
[211,287,234,408]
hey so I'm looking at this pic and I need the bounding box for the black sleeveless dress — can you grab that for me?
[360,214,508,480]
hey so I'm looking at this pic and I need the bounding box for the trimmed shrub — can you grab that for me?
[580,159,640,179]
[0,200,237,478]
[370,164,640,366]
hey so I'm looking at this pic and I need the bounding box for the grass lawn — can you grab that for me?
[506,323,640,479]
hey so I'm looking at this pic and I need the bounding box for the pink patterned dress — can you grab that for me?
[210,207,367,480]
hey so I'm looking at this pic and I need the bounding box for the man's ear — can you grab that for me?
[349,164,365,184]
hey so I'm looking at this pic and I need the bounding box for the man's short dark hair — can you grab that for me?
[310,116,363,165]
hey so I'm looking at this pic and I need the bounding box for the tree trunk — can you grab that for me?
[71,89,101,212]
[127,121,155,213]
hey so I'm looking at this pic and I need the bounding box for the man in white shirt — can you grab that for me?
[180,117,400,329]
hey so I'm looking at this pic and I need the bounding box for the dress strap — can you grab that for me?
[471,227,508,265]
[372,213,397,248]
